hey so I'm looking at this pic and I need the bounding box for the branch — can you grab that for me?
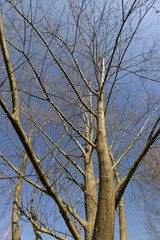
[0,15,19,119]
[47,28,98,96]
[3,37,96,149]
[34,121,85,176]
[100,0,138,97]
[19,206,69,240]
[0,153,47,194]
[63,199,87,229]
[9,1,96,118]
[115,126,160,208]
[30,182,43,240]
[148,116,160,141]
[0,99,82,240]
[112,108,157,170]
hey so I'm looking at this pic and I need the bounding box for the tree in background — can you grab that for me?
[139,149,160,240]
[0,0,160,240]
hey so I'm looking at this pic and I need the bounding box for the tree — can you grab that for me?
[139,149,160,240]
[0,0,160,240]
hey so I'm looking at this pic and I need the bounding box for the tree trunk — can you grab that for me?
[110,152,127,240]
[12,155,27,240]
[12,196,20,240]
[84,114,97,240]
[119,197,127,240]
[92,58,115,240]
[84,145,97,239]
[31,194,43,240]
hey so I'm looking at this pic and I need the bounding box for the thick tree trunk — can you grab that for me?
[92,58,115,240]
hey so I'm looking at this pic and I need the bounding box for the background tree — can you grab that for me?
[0,0,160,240]
[139,149,160,240]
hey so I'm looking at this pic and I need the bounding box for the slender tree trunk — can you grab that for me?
[12,193,20,240]
[30,187,43,240]
[92,58,115,240]
[84,118,97,240]
[110,152,127,240]
[84,153,97,240]
[85,149,97,240]
[119,197,127,240]
[12,155,27,240]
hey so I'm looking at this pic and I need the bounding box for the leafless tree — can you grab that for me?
[0,1,160,240]
[139,149,160,240]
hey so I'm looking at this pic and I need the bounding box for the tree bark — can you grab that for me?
[110,152,127,240]
[30,187,43,240]
[92,58,115,240]
[12,155,27,240]
[84,117,97,240]
[119,197,127,240]
[0,15,19,119]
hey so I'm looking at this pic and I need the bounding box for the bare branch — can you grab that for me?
[0,15,19,119]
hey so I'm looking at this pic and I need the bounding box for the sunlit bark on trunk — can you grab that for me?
[30,187,43,240]
[92,58,115,240]
[84,114,97,240]
[12,155,27,240]
[110,152,127,240]
[119,197,127,240]
[84,146,97,239]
